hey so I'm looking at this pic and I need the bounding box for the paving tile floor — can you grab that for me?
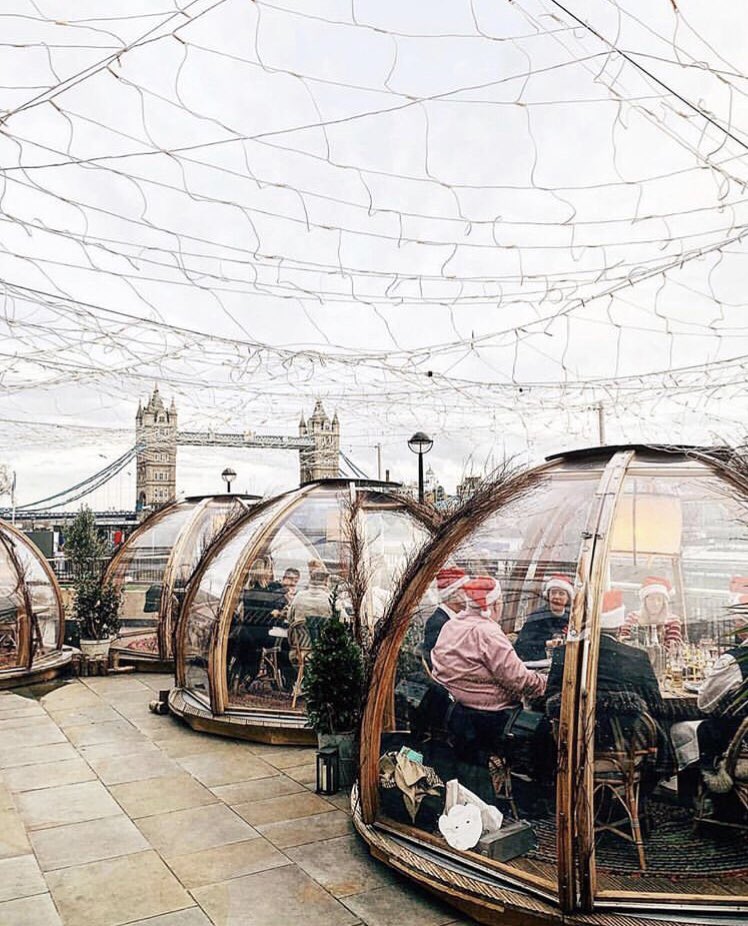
[0,674,473,926]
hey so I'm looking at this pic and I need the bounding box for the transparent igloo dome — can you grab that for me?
[106,495,256,668]
[169,480,435,744]
[355,447,748,925]
[0,518,69,687]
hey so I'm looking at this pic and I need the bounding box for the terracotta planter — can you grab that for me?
[318,731,357,788]
[79,638,112,660]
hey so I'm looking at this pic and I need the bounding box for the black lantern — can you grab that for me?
[316,745,340,795]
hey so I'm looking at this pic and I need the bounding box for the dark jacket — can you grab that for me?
[545,633,673,779]
[422,606,450,669]
[514,607,569,662]
[546,632,665,716]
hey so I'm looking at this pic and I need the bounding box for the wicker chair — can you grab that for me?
[592,710,658,871]
[695,716,748,829]
[287,616,326,709]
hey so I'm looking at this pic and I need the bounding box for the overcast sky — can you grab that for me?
[1,0,747,506]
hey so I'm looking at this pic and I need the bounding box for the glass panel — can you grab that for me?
[594,471,748,898]
[380,474,598,891]
[183,496,288,704]
[13,535,59,654]
[162,498,248,658]
[226,488,348,713]
[0,532,24,670]
[361,507,430,630]
[111,501,197,656]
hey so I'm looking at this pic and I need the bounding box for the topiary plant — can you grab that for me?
[303,610,364,735]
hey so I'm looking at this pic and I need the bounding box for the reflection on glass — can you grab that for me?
[183,497,287,704]
[593,474,748,896]
[382,475,598,889]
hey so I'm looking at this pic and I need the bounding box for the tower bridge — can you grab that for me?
[135,387,341,510]
[2,390,353,522]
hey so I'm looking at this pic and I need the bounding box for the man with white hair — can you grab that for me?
[422,565,468,669]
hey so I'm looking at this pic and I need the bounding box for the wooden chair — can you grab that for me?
[592,711,658,871]
[257,633,285,691]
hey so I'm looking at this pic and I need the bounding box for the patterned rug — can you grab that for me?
[525,800,748,877]
[122,634,159,654]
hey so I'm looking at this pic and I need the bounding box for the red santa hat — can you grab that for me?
[543,574,574,601]
[638,576,672,602]
[463,576,502,618]
[600,589,625,630]
[436,566,468,601]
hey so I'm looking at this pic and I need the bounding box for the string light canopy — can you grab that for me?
[1,2,748,498]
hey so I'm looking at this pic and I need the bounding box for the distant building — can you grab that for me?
[135,386,177,510]
[298,399,340,483]
[457,474,481,501]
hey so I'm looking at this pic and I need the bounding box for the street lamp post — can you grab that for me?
[407,432,433,503]
[221,467,237,494]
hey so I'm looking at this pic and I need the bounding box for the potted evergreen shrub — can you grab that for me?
[67,508,121,658]
[302,604,364,787]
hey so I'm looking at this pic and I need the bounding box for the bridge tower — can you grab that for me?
[299,400,340,483]
[135,386,178,510]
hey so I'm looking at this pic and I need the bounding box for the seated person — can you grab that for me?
[619,576,683,647]
[287,559,334,631]
[228,556,286,690]
[514,574,572,662]
[672,634,748,791]
[281,567,300,604]
[432,576,547,756]
[422,565,468,669]
[545,589,672,783]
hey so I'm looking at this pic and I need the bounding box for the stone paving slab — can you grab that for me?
[135,802,260,857]
[109,773,217,819]
[64,719,148,747]
[0,891,63,925]
[85,749,181,786]
[1,756,95,793]
[127,908,213,926]
[46,849,192,926]
[283,761,318,786]
[0,741,79,769]
[192,863,359,926]
[257,809,354,848]
[211,773,305,805]
[287,833,397,897]
[342,882,465,926]
[15,779,123,830]
[0,853,47,902]
[30,814,150,871]
[167,836,288,888]
[175,749,279,786]
[233,790,334,826]
[0,809,32,858]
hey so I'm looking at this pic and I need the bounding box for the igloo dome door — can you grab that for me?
[170,480,435,745]
[0,518,69,688]
[355,448,748,925]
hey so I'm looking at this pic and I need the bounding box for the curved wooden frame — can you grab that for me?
[0,518,66,678]
[357,448,748,923]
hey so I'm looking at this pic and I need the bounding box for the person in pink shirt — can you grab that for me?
[432,576,547,753]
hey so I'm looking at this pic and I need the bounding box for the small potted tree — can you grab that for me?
[67,508,121,658]
[74,573,122,659]
[303,602,364,787]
